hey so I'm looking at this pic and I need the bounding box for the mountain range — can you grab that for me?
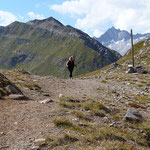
[0,17,121,78]
[95,26,150,55]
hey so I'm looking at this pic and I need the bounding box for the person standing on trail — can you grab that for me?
[66,56,76,79]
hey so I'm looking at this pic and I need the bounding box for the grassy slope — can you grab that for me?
[0,21,120,78]
[82,38,150,78]
[118,38,150,69]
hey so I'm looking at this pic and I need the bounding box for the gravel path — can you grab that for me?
[0,72,150,150]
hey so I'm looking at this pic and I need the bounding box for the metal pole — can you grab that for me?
[131,29,135,67]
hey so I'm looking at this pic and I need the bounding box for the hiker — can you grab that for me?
[66,56,76,79]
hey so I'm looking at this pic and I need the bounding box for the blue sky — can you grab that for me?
[0,0,75,25]
[0,0,150,37]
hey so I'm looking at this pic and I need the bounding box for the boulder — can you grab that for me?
[0,73,26,99]
[127,65,150,74]
[5,84,23,95]
[135,66,149,74]
[9,94,28,100]
[127,66,136,73]
[125,108,143,122]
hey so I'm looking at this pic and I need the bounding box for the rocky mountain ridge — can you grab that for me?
[95,26,150,55]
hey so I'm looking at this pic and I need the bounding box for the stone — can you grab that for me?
[110,62,120,69]
[0,132,5,136]
[125,108,143,122]
[39,99,53,104]
[34,138,46,143]
[14,122,18,125]
[31,146,40,150]
[6,84,23,95]
[59,94,64,98]
[135,66,149,74]
[127,65,150,74]
[127,66,135,73]
[43,93,50,97]
[72,118,79,122]
[9,94,27,100]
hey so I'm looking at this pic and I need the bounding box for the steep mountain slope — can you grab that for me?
[0,17,121,78]
[82,37,150,78]
[95,26,150,55]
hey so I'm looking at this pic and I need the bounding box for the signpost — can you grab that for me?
[131,29,135,67]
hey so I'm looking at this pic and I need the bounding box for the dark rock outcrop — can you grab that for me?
[0,73,28,99]
[127,65,150,74]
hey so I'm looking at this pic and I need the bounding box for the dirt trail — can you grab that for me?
[0,73,150,150]
[0,77,101,150]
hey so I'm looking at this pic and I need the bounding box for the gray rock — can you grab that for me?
[110,62,120,69]
[59,94,64,98]
[39,98,53,104]
[43,93,50,97]
[125,108,143,122]
[135,66,149,74]
[127,65,150,74]
[9,94,27,100]
[5,84,23,95]
[127,66,136,73]
[31,146,40,150]
[34,138,46,143]
[0,132,5,136]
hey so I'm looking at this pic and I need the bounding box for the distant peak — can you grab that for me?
[111,26,116,29]
[46,17,57,21]
[27,16,64,26]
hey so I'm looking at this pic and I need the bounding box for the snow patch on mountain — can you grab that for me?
[95,27,150,56]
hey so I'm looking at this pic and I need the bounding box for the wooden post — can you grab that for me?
[131,29,135,67]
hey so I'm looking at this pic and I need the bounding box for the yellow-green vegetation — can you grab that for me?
[53,117,90,134]
[100,140,143,150]
[19,82,41,90]
[137,83,144,87]
[36,95,150,150]
[146,82,150,86]
[36,134,78,148]
[90,109,106,117]
[0,73,11,98]
[101,79,107,83]
[134,95,150,104]
[124,121,150,147]
[71,110,91,121]
[0,87,7,97]
[118,38,150,69]
[83,126,125,144]
[110,108,125,121]
[82,101,110,113]
[59,96,83,109]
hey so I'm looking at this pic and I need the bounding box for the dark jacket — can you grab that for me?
[66,60,74,70]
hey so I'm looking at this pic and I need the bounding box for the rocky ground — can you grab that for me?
[0,69,150,150]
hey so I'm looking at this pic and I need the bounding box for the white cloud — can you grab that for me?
[51,0,150,36]
[27,12,44,20]
[0,10,17,26]
[93,29,103,37]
